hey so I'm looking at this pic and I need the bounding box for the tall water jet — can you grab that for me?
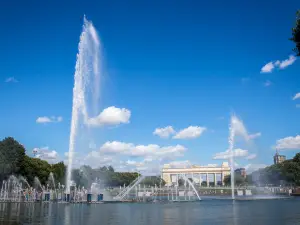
[66,16,101,193]
[228,119,235,200]
[229,115,249,200]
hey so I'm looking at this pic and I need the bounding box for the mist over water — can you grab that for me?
[66,17,101,193]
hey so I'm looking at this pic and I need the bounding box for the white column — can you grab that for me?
[214,173,217,186]
[199,173,201,186]
[221,172,224,186]
[206,173,209,187]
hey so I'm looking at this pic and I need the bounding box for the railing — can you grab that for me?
[114,175,146,200]
[180,175,201,201]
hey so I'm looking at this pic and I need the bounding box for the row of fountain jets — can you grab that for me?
[0,173,103,202]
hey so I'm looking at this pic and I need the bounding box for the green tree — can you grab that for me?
[249,153,300,186]
[223,174,246,186]
[140,176,166,187]
[108,166,114,172]
[293,152,300,163]
[0,137,156,188]
[19,155,51,185]
[51,162,66,184]
[291,10,300,56]
[178,178,184,186]
[0,137,25,181]
[224,175,230,186]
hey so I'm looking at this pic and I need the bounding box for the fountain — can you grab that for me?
[18,176,30,189]
[66,16,101,193]
[228,115,249,200]
[226,115,287,201]
[34,177,43,191]
[228,117,236,200]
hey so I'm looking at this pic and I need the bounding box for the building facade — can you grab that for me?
[161,162,230,186]
[274,152,286,164]
[235,168,246,178]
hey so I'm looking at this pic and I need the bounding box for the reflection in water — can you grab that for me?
[64,204,70,225]
[232,201,238,225]
[0,200,300,225]
[163,204,180,225]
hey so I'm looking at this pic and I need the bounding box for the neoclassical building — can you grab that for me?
[161,162,230,186]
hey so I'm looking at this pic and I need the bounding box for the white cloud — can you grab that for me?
[36,117,51,123]
[153,126,175,138]
[173,126,206,139]
[292,93,300,100]
[246,154,257,160]
[130,161,161,174]
[167,160,191,168]
[213,148,249,160]
[101,158,162,173]
[261,55,296,73]
[33,147,59,163]
[87,106,131,127]
[100,141,186,160]
[207,164,218,167]
[275,135,300,150]
[43,151,58,159]
[261,62,275,73]
[249,132,261,140]
[101,141,133,154]
[64,150,115,169]
[126,160,138,165]
[5,77,18,83]
[125,160,147,168]
[83,151,113,168]
[277,55,296,69]
[264,80,272,87]
[36,116,63,124]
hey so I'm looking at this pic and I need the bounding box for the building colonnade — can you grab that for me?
[161,162,231,186]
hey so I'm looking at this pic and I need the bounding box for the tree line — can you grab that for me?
[72,165,165,188]
[0,137,65,186]
[250,153,300,186]
[223,153,300,187]
[0,137,164,188]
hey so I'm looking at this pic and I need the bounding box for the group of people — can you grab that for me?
[23,190,43,201]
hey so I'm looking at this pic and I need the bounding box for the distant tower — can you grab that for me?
[32,148,38,156]
[274,149,286,164]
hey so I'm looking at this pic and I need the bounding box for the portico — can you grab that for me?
[161,162,230,186]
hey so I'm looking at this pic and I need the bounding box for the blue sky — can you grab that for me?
[1,0,300,172]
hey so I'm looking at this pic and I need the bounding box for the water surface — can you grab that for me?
[1,199,300,225]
